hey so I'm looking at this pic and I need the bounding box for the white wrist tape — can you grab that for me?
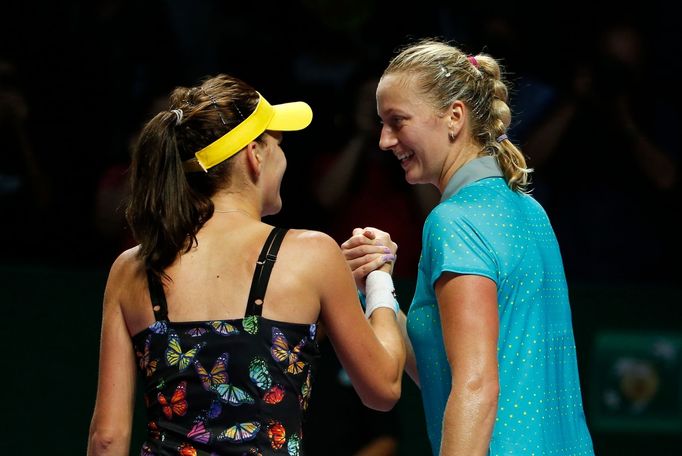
[365,270,398,318]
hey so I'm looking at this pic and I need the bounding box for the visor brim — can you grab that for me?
[268,101,313,131]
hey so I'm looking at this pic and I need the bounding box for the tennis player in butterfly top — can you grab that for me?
[87,74,406,456]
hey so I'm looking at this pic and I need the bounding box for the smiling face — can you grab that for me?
[376,73,451,186]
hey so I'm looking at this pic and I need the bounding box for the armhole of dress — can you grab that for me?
[245,227,289,317]
[146,270,169,321]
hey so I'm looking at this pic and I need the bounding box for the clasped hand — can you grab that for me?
[340,227,397,293]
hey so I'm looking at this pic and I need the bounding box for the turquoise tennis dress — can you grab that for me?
[407,157,594,455]
[131,228,320,455]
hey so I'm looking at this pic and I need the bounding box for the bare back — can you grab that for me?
[103,214,405,413]
[118,217,322,338]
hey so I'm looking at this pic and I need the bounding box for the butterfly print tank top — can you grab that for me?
[131,228,320,456]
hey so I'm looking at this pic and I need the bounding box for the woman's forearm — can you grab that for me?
[87,422,132,456]
[397,310,419,386]
[366,307,407,410]
[439,379,498,456]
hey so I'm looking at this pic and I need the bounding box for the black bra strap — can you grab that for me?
[146,270,169,321]
[246,227,288,316]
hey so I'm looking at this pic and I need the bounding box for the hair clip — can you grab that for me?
[232,102,245,121]
[202,87,227,126]
[440,65,451,78]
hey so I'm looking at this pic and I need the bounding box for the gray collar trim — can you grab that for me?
[440,155,504,202]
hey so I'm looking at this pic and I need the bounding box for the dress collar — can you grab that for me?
[440,155,504,202]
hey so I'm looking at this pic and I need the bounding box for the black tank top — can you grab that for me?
[131,227,320,456]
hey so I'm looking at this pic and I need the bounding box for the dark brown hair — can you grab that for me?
[126,74,260,278]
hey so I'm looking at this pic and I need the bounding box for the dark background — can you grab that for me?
[1,1,680,454]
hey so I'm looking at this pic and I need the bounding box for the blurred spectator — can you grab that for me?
[0,59,51,260]
[306,70,436,455]
[93,94,170,263]
[471,14,560,143]
[522,20,679,283]
[313,72,439,279]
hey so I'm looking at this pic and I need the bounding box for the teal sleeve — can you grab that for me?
[424,205,498,287]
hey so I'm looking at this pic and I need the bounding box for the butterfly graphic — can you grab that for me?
[214,383,255,406]
[186,327,209,337]
[217,421,261,443]
[249,357,272,391]
[149,321,168,334]
[299,368,312,411]
[177,442,197,456]
[199,399,223,420]
[243,315,259,335]
[287,433,301,456]
[157,381,188,420]
[194,353,229,391]
[271,327,306,375]
[147,421,162,441]
[165,331,205,371]
[263,385,285,405]
[208,320,240,336]
[187,419,211,445]
[266,421,286,450]
[136,335,158,377]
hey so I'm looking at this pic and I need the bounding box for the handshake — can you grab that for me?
[340,227,398,293]
[341,227,399,319]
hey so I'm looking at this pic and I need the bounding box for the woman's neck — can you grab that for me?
[210,193,261,219]
[438,142,483,194]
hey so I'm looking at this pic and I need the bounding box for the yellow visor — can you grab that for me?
[184,93,313,172]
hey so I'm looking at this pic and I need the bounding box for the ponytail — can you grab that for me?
[495,138,532,192]
[126,111,212,278]
[475,54,532,193]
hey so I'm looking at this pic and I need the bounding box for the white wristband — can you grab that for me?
[365,270,398,318]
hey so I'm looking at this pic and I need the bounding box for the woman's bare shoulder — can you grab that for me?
[106,246,146,294]
[280,229,356,303]
[284,229,343,257]
[111,245,143,273]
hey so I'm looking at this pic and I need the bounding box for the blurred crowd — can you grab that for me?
[1,2,679,454]
[2,2,678,284]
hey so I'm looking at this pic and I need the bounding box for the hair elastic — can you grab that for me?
[171,109,183,125]
[467,55,479,68]
[496,133,508,143]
